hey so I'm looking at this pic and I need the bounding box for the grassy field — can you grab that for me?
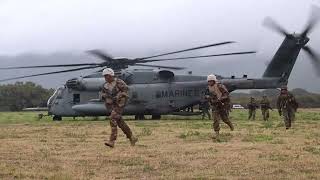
[0,109,320,179]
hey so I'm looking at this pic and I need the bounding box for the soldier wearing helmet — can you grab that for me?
[277,85,298,129]
[247,97,259,120]
[205,74,234,139]
[260,94,272,121]
[100,68,138,148]
[200,99,211,120]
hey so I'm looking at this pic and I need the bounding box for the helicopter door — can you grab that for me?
[73,94,80,104]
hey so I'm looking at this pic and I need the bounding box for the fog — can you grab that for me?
[0,0,320,92]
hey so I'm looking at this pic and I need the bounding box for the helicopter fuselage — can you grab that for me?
[47,69,282,118]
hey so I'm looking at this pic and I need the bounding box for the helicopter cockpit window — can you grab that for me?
[56,88,63,99]
[73,94,80,103]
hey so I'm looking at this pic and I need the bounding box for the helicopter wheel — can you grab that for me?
[53,115,62,121]
[151,114,161,120]
[135,115,145,120]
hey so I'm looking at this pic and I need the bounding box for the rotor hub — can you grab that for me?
[294,35,309,46]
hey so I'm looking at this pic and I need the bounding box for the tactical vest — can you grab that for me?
[102,78,128,106]
[247,101,258,110]
[277,93,298,110]
[205,83,230,109]
[260,99,270,109]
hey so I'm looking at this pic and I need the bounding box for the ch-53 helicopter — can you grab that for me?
[1,9,320,121]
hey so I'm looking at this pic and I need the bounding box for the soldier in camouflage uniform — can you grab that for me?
[205,74,234,139]
[247,97,259,120]
[200,100,211,120]
[277,86,298,129]
[100,68,138,148]
[260,95,272,121]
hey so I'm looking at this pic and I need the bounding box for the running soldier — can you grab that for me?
[260,95,272,121]
[277,86,298,129]
[247,97,259,120]
[200,100,211,120]
[205,74,234,139]
[100,68,138,148]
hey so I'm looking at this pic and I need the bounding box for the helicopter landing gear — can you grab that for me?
[135,115,145,120]
[151,114,161,120]
[53,115,62,121]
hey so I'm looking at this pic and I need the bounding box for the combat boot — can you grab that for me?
[212,131,219,139]
[104,141,115,148]
[230,124,234,131]
[130,136,138,146]
[226,122,234,131]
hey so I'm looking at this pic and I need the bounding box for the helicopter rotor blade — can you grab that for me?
[135,63,185,70]
[87,49,114,63]
[137,41,235,60]
[263,17,289,36]
[0,63,101,70]
[0,65,100,82]
[301,5,320,37]
[138,51,256,63]
[303,46,320,76]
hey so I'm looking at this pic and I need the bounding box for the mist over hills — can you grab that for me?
[0,51,319,92]
[0,1,320,92]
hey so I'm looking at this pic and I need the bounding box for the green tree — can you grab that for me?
[0,82,54,111]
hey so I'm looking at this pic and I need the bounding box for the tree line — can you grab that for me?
[0,82,54,111]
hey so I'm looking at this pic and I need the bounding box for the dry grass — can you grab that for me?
[0,110,320,179]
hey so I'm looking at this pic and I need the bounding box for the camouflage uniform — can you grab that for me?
[200,100,211,120]
[205,83,234,136]
[247,98,259,120]
[101,78,137,147]
[277,88,298,129]
[260,96,272,121]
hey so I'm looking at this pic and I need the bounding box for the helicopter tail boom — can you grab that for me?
[262,36,302,82]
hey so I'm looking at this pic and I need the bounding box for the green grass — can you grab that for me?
[304,146,320,155]
[268,153,290,161]
[178,130,201,139]
[242,134,274,142]
[1,109,318,125]
[138,127,153,137]
[0,109,320,179]
[260,120,274,128]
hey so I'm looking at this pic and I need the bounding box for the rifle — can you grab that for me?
[260,102,273,111]
[205,92,224,109]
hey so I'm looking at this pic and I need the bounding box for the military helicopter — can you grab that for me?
[1,7,319,121]
[0,41,257,120]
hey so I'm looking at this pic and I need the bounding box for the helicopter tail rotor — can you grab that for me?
[263,5,320,76]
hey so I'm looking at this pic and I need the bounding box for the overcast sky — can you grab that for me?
[0,0,320,91]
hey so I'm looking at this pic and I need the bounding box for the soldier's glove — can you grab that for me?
[99,92,106,101]
[117,97,127,108]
